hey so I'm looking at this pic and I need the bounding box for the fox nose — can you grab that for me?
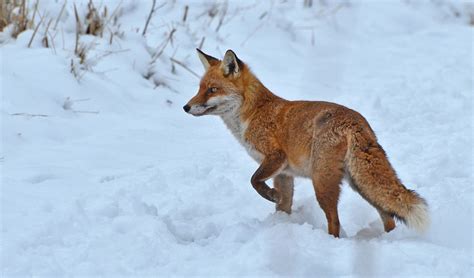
[183,105,190,112]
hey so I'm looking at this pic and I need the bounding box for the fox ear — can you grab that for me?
[196,49,219,70]
[221,49,242,77]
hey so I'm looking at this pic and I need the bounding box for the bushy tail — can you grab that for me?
[345,131,430,233]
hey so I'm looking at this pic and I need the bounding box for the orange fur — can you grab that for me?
[184,49,430,237]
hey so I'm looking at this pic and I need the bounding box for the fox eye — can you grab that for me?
[207,87,218,94]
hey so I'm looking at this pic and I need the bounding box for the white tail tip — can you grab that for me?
[406,202,430,233]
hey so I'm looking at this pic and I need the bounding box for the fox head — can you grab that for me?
[183,49,245,117]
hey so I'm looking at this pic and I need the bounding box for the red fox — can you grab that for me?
[184,49,429,237]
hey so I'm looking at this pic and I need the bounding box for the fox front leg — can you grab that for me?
[250,151,287,203]
[274,174,294,214]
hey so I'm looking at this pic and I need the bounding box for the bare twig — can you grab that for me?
[215,1,228,32]
[70,59,79,78]
[103,0,123,27]
[73,3,82,55]
[11,113,49,117]
[61,27,65,49]
[74,98,91,102]
[70,58,88,81]
[92,48,130,61]
[170,57,200,79]
[182,5,189,22]
[153,80,179,94]
[42,18,53,48]
[73,110,100,114]
[27,14,44,48]
[53,0,67,30]
[77,42,94,64]
[21,0,26,20]
[18,0,27,32]
[142,0,156,36]
[31,0,39,27]
[151,28,176,62]
[109,31,114,44]
[198,36,205,49]
[35,7,59,52]
[47,29,57,54]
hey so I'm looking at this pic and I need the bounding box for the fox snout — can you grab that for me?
[183,95,207,116]
[183,101,216,116]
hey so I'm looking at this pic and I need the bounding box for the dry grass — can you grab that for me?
[1,0,124,82]
[69,1,125,81]
[142,0,156,36]
[73,0,119,40]
[41,18,53,48]
[85,0,106,37]
[0,0,35,38]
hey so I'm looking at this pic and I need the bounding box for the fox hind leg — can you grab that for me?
[311,139,347,237]
[312,156,344,237]
[312,171,343,237]
[274,174,294,214]
[378,209,396,232]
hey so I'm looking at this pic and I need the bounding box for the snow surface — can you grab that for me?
[1,0,473,276]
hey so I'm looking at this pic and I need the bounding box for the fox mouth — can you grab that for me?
[192,105,217,116]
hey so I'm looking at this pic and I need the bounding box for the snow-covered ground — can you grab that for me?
[1,0,473,276]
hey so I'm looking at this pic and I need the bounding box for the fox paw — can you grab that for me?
[268,188,281,203]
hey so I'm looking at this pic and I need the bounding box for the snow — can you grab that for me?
[1,0,473,276]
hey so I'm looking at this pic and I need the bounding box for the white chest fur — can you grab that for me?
[220,112,264,162]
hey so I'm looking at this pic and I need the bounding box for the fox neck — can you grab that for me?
[219,72,282,144]
[220,105,245,144]
[241,73,283,119]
